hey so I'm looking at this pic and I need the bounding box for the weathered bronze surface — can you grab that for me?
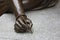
[0,0,58,33]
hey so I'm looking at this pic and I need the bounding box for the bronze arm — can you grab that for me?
[9,0,33,33]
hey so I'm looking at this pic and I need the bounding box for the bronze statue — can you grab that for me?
[0,0,58,33]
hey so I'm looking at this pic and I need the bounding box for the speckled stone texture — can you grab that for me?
[0,0,60,40]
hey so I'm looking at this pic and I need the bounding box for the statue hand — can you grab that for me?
[14,15,33,33]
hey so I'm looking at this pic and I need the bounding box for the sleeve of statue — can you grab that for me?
[0,0,8,14]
